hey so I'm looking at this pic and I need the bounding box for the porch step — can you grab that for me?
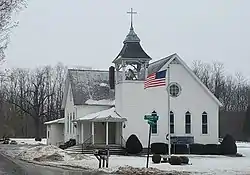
[65,144,125,155]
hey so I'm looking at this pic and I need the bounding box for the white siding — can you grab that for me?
[115,61,219,147]
[64,83,75,142]
[47,124,64,146]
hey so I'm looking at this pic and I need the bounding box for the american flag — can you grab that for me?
[144,70,167,89]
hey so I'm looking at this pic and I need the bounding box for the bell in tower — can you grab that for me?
[112,8,151,83]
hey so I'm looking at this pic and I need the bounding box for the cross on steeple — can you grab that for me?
[127,8,137,30]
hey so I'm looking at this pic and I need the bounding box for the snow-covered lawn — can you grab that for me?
[1,138,250,174]
[9,138,47,145]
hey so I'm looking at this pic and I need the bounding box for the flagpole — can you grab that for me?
[167,65,171,159]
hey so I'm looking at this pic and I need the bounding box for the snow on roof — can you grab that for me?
[85,99,115,106]
[68,69,115,105]
[44,118,64,125]
[76,107,126,122]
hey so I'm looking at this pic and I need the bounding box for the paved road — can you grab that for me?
[0,153,101,175]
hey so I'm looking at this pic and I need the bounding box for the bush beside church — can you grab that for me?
[150,134,237,156]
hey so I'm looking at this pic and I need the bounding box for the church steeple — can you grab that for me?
[123,8,140,43]
[112,8,151,82]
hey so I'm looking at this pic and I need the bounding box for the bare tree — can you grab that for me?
[192,60,249,112]
[2,63,67,138]
[0,0,26,61]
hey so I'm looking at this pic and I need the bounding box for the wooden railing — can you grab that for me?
[81,135,93,153]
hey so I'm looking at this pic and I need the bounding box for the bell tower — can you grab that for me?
[112,8,151,82]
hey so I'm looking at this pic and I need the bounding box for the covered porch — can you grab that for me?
[74,107,127,147]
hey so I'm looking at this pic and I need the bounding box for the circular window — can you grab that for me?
[168,83,181,97]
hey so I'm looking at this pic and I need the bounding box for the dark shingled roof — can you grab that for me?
[138,54,176,80]
[115,42,151,60]
[113,25,151,63]
[148,54,176,75]
[68,69,115,105]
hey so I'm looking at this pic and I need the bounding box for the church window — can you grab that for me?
[170,111,174,134]
[202,112,208,134]
[70,113,72,134]
[169,83,181,97]
[67,113,69,133]
[69,90,72,101]
[151,121,158,134]
[185,111,191,134]
[73,112,75,134]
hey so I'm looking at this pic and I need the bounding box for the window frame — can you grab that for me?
[151,121,158,134]
[168,82,181,97]
[202,112,208,134]
[67,113,69,133]
[170,111,174,134]
[70,113,72,134]
[185,111,191,134]
[73,112,75,134]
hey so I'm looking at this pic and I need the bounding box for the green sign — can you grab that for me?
[144,115,159,121]
[147,120,156,125]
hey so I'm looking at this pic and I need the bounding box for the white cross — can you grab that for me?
[127,8,137,28]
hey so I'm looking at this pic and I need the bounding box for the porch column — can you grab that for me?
[81,123,84,143]
[106,122,109,145]
[91,122,95,144]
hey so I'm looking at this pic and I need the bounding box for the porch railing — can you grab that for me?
[81,135,93,153]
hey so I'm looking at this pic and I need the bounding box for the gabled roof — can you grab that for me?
[75,107,127,122]
[44,118,64,125]
[138,54,175,80]
[61,69,115,108]
[140,53,222,106]
[162,54,223,107]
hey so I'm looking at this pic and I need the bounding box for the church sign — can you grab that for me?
[170,136,194,144]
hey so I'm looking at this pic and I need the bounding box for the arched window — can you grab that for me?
[67,113,69,133]
[185,111,191,134]
[151,120,158,134]
[170,111,174,134]
[202,112,208,134]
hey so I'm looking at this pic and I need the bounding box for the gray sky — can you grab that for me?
[4,0,250,79]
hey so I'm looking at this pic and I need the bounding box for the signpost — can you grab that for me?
[144,110,159,168]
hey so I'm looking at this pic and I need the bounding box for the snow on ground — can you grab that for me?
[1,139,250,174]
[9,138,47,145]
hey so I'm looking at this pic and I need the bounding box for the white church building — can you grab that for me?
[45,11,222,148]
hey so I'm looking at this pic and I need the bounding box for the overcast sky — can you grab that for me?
[4,0,250,79]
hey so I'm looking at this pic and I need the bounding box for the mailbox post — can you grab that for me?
[93,149,110,168]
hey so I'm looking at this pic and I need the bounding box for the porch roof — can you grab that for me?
[75,107,127,122]
[44,118,64,125]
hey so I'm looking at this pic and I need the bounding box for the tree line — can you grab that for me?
[0,63,67,138]
[192,60,249,112]
[0,60,248,138]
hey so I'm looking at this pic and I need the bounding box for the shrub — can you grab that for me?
[151,142,167,154]
[69,139,76,147]
[59,144,67,149]
[204,144,220,155]
[125,134,143,154]
[35,137,42,142]
[179,156,189,164]
[152,154,161,164]
[174,144,189,154]
[189,143,204,155]
[169,156,182,165]
[220,134,237,155]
